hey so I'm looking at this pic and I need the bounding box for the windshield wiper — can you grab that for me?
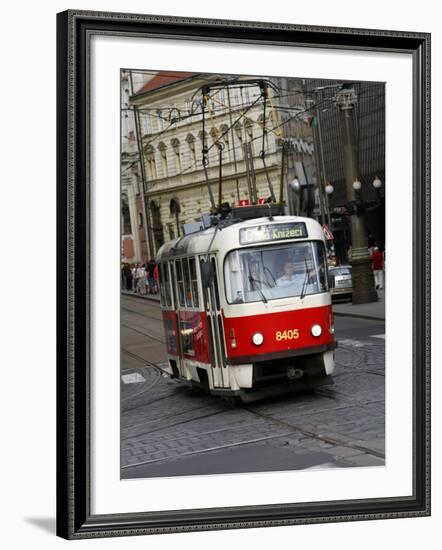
[300,259,309,299]
[248,275,268,303]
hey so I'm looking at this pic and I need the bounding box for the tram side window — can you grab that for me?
[158,263,166,306]
[211,257,221,310]
[176,260,186,308]
[315,242,328,292]
[182,258,193,308]
[189,257,199,308]
[200,258,211,311]
[158,263,172,307]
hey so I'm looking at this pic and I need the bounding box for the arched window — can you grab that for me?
[244,118,254,141]
[145,144,157,181]
[156,109,165,131]
[158,142,168,178]
[244,118,255,155]
[186,133,196,166]
[142,113,153,136]
[171,138,181,174]
[210,126,219,143]
[170,197,181,237]
[234,122,244,158]
[167,223,175,241]
[220,124,230,161]
[150,199,164,252]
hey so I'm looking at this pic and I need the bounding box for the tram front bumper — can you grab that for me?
[225,341,336,366]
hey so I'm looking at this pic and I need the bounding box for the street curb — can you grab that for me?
[333,311,385,322]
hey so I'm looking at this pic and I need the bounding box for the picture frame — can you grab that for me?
[56,9,431,539]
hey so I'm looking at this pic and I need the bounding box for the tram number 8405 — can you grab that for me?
[275,329,300,341]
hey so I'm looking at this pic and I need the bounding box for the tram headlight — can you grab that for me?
[252,332,264,346]
[311,324,322,337]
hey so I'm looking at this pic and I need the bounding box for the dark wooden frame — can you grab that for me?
[56,9,431,539]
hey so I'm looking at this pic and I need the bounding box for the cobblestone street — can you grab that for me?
[121,294,385,479]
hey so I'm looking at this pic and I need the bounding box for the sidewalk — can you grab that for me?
[332,289,385,321]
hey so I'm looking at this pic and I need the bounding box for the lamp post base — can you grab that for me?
[351,257,378,304]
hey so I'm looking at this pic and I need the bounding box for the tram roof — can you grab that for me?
[156,215,325,261]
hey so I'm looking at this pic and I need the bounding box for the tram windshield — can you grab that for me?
[224,241,328,304]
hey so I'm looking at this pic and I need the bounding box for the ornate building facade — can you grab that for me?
[121,69,154,264]
[129,72,314,256]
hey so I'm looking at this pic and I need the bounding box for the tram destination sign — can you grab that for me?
[239,222,308,245]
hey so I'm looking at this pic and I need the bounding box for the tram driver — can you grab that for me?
[276,260,305,287]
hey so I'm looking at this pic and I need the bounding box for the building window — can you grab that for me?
[245,119,254,142]
[210,127,219,145]
[167,223,175,241]
[245,119,255,155]
[186,134,197,166]
[240,86,250,106]
[146,155,157,181]
[121,193,131,235]
[185,98,193,114]
[142,113,153,136]
[156,109,165,131]
[219,124,230,161]
[158,142,168,178]
[234,123,244,158]
[171,138,181,174]
[169,198,181,237]
[150,200,164,252]
[219,88,226,108]
[229,87,239,106]
[258,114,270,151]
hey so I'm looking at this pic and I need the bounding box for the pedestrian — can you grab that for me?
[122,263,131,290]
[371,243,384,290]
[132,264,138,293]
[146,258,156,294]
[126,264,133,291]
[153,262,159,294]
[136,263,147,295]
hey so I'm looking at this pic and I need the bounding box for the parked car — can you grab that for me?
[328,265,352,301]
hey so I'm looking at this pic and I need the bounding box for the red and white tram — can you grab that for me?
[157,215,336,402]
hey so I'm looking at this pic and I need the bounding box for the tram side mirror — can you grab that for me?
[201,262,213,288]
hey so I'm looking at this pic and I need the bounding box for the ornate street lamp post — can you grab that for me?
[335,88,378,304]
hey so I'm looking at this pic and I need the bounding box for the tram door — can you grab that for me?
[169,260,185,379]
[200,255,229,388]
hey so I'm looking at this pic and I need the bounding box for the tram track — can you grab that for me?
[240,404,385,460]
[121,402,220,437]
[121,305,162,323]
[121,347,384,464]
[336,342,385,378]
[122,408,227,446]
[122,382,384,471]
[120,297,162,321]
[121,322,166,344]
[120,295,385,474]
[121,349,170,407]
